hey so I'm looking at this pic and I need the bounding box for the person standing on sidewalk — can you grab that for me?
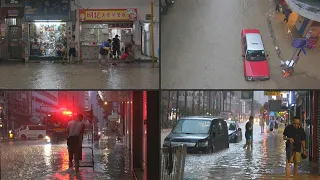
[283,116,307,177]
[66,113,85,171]
[68,35,77,64]
[112,35,121,59]
[243,116,253,149]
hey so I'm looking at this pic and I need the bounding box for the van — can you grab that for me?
[163,116,229,153]
[17,125,47,140]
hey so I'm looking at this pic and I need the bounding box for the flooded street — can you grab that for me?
[0,63,159,89]
[161,124,319,180]
[1,135,135,180]
[161,0,320,89]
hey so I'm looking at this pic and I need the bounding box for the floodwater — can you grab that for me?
[1,135,135,180]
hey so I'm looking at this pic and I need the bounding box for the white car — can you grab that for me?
[17,125,47,140]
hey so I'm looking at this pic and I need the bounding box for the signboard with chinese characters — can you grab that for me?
[268,100,282,112]
[241,91,253,99]
[264,91,281,96]
[24,0,70,21]
[79,9,138,22]
[0,7,24,18]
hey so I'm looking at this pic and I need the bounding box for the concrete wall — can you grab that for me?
[71,0,159,57]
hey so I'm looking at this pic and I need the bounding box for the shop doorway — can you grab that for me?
[28,22,67,60]
[8,25,22,59]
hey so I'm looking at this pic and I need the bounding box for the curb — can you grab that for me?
[25,59,158,64]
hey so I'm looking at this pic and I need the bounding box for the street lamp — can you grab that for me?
[104,102,108,105]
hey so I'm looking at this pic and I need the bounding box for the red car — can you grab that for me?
[241,29,270,81]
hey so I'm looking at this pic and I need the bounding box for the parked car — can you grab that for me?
[17,125,47,140]
[163,116,229,153]
[241,29,270,81]
[226,120,242,143]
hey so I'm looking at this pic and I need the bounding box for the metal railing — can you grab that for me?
[161,144,187,180]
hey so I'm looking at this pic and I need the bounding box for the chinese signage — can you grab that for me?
[24,0,70,21]
[268,100,282,112]
[5,0,22,3]
[0,7,24,18]
[79,9,138,22]
[264,91,281,96]
[241,91,253,99]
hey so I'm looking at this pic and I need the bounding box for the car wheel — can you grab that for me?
[38,134,43,139]
[21,134,27,140]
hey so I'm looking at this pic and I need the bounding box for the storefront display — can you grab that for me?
[28,22,67,57]
[78,9,137,61]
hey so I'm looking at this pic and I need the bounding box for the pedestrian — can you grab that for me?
[275,4,280,12]
[260,118,265,133]
[274,118,279,133]
[243,116,254,149]
[66,113,85,171]
[283,116,307,177]
[269,118,274,133]
[112,35,121,59]
[99,39,112,66]
[68,35,77,64]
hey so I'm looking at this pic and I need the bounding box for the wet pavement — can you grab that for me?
[0,62,159,89]
[161,123,319,180]
[161,0,320,89]
[1,135,135,180]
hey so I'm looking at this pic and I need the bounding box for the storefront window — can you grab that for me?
[29,22,66,57]
[80,24,109,46]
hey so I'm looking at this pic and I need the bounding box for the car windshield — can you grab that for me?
[246,50,266,61]
[172,119,211,134]
[227,123,236,130]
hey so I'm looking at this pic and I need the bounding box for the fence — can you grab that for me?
[161,144,187,180]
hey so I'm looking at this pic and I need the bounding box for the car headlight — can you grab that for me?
[163,139,171,146]
[198,140,208,147]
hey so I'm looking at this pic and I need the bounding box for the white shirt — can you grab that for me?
[68,120,84,136]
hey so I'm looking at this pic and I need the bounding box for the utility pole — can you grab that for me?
[175,91,179,121]
[251,92,254,116]
[150,1,155,68]
[184,91,187,116]
[198,91,201,115]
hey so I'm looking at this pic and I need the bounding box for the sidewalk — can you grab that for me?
[270,10,320,79]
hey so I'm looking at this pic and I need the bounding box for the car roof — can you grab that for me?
[180,116,225,121]
[245,33,264,51]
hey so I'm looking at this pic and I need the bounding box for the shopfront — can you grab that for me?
[23,0,70,61]
[77,9,137,61]
[0,7,24,60]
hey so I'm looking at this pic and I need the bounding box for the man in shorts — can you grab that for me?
[243,116,253,149]
[283,116,306,177]
[99,39,112,66]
